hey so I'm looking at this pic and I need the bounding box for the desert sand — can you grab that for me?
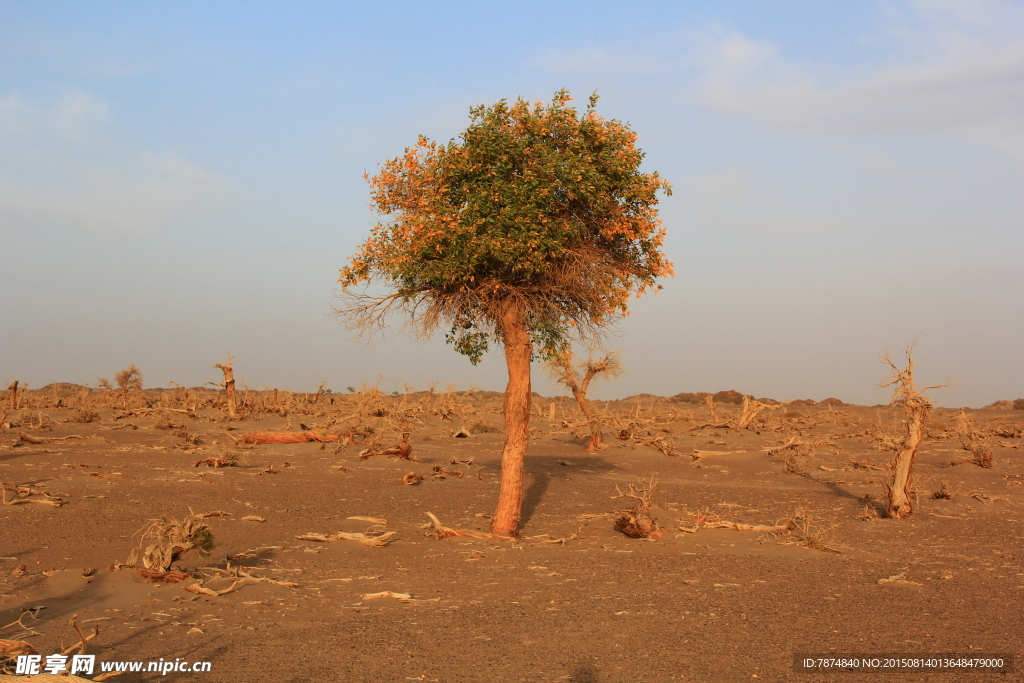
[1,385,1022,682]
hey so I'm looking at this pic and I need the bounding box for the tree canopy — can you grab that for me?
[337,89,672,362]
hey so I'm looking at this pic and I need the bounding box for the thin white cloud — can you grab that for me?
[530,47,666,77]
[90,61,161,77]
[695,0,1024,160]
[0,89,228,236]
[0,88,108,136]
[142,150,221,184]
[55,88,109,123]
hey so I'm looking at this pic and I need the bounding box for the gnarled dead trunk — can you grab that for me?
[887,402,926,518]
[736,395,783,429]
[545,351,619,451]
[490,302,532,537]
[705,394,718,423]
[879,343,947,519]
[572,386,603,451]
[218,362,237,418]
[211,355,237,419]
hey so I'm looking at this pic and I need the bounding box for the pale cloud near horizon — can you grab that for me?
[696,0,1024,160]
[0,89,229,236]
[0,88,109,134]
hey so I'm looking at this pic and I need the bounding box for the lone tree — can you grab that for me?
[336,90,672,536]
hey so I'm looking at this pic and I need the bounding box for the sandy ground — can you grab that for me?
[1,393,1022,682]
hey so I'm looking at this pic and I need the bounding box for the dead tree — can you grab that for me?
[209,355,237,418]
[955,408,993,468]
[879,343,949,518]
[613,478,662,539]
[6,381,18,411]
[736,395,784,429]
[381,432,413,460]
[114,364,143,409]
[545,349,622,451]
[705,394,718,423]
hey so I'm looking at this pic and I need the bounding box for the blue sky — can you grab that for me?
[2,0,1022,406]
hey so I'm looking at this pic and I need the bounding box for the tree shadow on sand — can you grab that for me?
[518,454,624,526]
[568,662,600,682]
[520,472,550,526]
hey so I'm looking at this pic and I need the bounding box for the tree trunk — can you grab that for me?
[886,409,925,518]
[214,359,237,418]
[7,381,17,411]
[705,394,718,423]
[736,395,780,430]
[223,366,237,418]
[490,302,532,537]
[571,388,603,451]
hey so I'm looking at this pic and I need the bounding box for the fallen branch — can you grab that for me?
[424,512,513,542]
[432,465,464,478]
[0,638,38,657]
[296,531,397,547]
[763,436,800,455]
[135,568,190,583]
[358,433,385,460]
[183,580,246,597]
[0,608,44,636]
[525,532,578,544]
[238,431,341,445]
[59,614,97,656]
[1,487,63,507]
[379,432,413,460]
[237,570,298,588]
[633,436,678,456]
[701,520,793,532]
[362,591,412,600]
[876,573,923,588]
[334,531,396,547]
